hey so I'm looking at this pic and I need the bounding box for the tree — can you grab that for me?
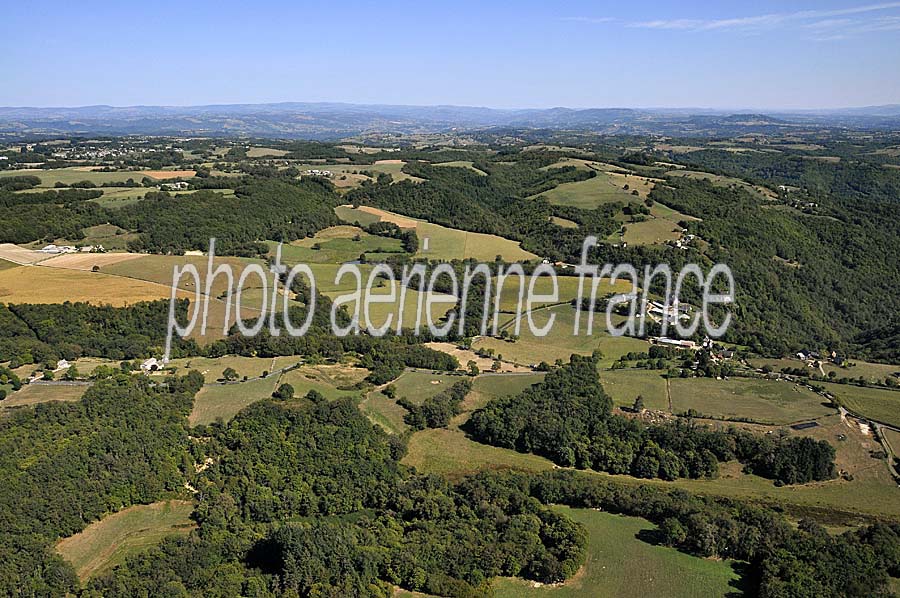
[221,367,238,382]
[305,389,325,404]
[467,360,480,376]
[272,383,294,400]
[633,395,645,412]
[62,365,79,381]
[383,384,397,399]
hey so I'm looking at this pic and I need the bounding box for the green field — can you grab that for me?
[432,160,487,175]
[599,369,669,410]
[36,223,139,252]
[322,280,456,332]
[268,225,405,264]
[669,377,833,424]
[474,304,649,368]
[664,170,775,201]
[491,274,632,314]
[1,167,154,187]
[494,506,742,598]
[822,382,900,428]
[359,390,410,434]
[333,206,538,262]
[55,500,195,581]
[189,376,280,426]
[165,355,298,383]
[534,171,640,208]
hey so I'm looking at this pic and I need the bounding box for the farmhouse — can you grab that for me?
[140,358,160,372]
[39,244,76,254]
[160,181,189,191]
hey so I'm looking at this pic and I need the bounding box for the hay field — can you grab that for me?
[0,264,187,306]
[669,377,832,424]
[1,383,88,409]
[56,500,195,582]
[39,251,143,271]
[0,243,51,265]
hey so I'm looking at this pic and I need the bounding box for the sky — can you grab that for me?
[2,0,899,109]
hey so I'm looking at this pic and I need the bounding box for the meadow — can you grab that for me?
[333,205,538,262]
[473,304,649,368]
[55,500,195,582]
[0,383,88,409]
[0,167,194,188]
[599,369,669,410]
[668,377,833,424]
[821,382,900,428]
[493,507,742,598]
[533,171,638,208]
[269,225,404,264]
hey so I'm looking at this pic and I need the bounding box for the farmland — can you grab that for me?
[493,507,742,598]
[0,383,88,409]
[669,377,833,424]
[821,382,900,428]
[0,167,193,188]
[55,500,195,582]
[334,205,538,261]
[0,263,185,306]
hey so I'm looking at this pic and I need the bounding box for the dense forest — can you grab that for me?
[468,355,836,485]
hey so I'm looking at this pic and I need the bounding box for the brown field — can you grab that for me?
[353,206,419,228]
[1,383,88,409]
[424,342,531,373]
[0,265,187,306]
[142,170,196,180]
[40,252,144,271]
[0,243,50,265]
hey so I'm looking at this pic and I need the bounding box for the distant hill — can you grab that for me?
[1,102,898,139]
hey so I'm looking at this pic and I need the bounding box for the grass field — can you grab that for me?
[333,206,538,262]
[1,383,88,409]
[432,160,487,175]
[294,161,422,187]
[473,304,649,368]
[322,280,456,332]
[751,357,900,386]
[165,355,298,383]
[491,274,633,313]
[0,264,186,306]
[269,226,405,264]
[189,362,367,426]
[590,412,900,520]
[0,167,192,188]
[494,506,742,598]
[189,377,280,426]
[37,223,141,252]
[534,171,639,208]
[882,428,900,460]
[821,382,900,428]
[610,202,697,247]
[599,369,669,411]
[55,500,195,582]
[664,170,776,201]
[669,377,833,424]
[246,147,289,157]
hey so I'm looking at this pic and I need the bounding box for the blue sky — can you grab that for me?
[2,0,899,109]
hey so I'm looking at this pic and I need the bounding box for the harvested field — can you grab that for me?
[40,252,144,271]
[0,243,51,265]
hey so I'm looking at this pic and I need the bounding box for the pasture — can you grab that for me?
[333,205,538,262]
[533,171,639,208]
[55,500,195,582]
[0,383,87,409]
[0,167,193,188]
[432,160,487,175]
[822,382,900,428]
[322,280,456,332]
[270,225,405,264]
[189,376,281,426]
[599,369,669,411]
[493,506,742,598]
[669,377,832,424]
[473,304,649,368]
[164,355,299,384]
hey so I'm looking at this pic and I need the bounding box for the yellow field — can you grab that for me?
[0,243,51,265]
[39,252,144,271]
[0,264,187,306]
[56,500,195,581]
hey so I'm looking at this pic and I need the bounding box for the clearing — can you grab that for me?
[55,500,195,582]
